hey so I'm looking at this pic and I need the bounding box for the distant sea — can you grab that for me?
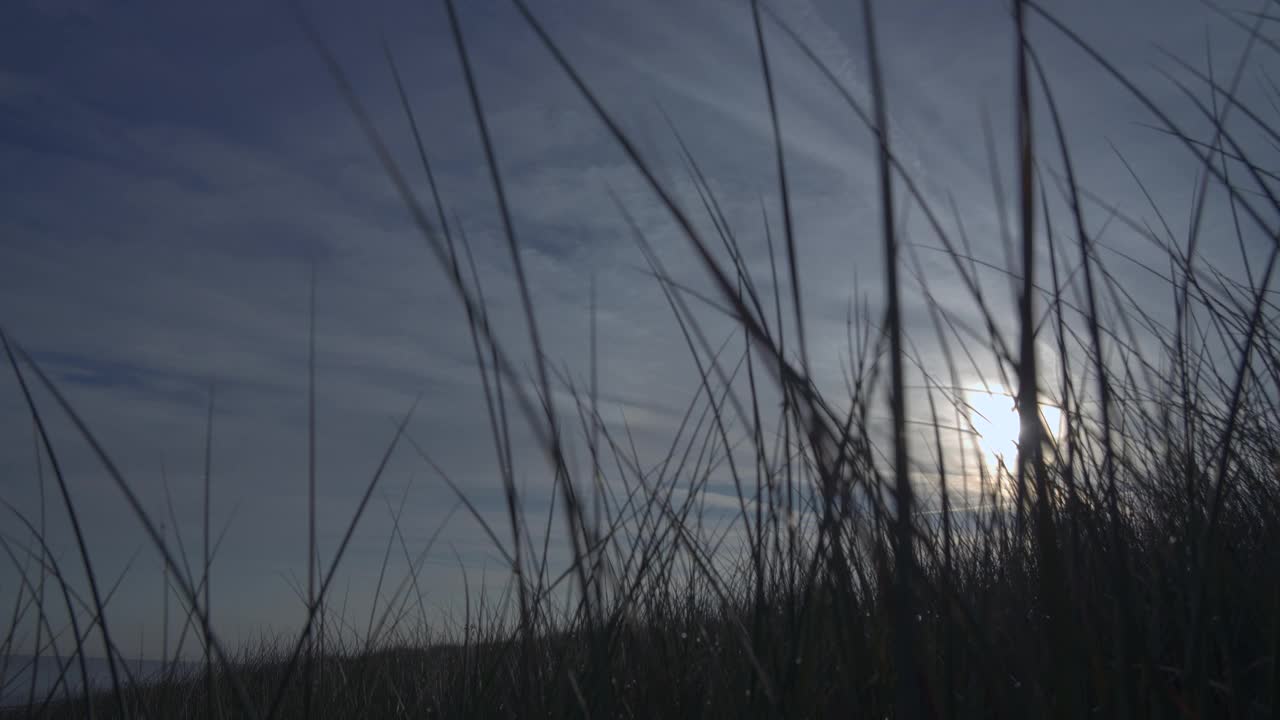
[0,655,197,709]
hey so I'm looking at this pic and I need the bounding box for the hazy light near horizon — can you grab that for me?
[966,385,1062,476]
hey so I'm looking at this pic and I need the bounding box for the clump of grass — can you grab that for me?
[3,0,1280,718]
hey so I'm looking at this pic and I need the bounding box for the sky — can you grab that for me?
[0,0,1272,660]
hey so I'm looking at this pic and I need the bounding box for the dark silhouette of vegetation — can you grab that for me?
[3,0,1278,717]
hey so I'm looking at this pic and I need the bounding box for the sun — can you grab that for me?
[966,385,1061,474]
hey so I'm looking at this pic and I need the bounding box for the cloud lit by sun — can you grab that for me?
[966,385,1062,474]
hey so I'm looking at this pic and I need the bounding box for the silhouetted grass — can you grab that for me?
[3,0,1279,717]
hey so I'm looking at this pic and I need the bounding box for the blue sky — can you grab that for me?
[0,0,1270,659]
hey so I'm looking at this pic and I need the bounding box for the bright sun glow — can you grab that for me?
[967,385,1061,474]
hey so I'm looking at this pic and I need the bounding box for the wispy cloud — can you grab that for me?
[0,0,1264,657]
